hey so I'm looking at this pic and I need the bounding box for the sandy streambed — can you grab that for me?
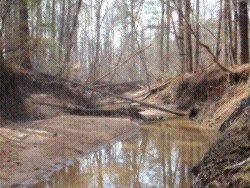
[0,115,139,187]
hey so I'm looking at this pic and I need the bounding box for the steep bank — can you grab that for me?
[149,64,250,187]
[192,113,250,187]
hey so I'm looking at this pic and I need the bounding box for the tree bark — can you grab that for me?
[93,0,102,82]
[233,0,238,64]
[195,0,200,70]
[19,0,32,69]
[239,0,249,64]
[58,0,66,65]
[185,0,193,72]
[216,0,223,60]
[0,28,3,64]
[177,0,186,73]
[227,0,234,65]
[224,0,229,65]
[160,0,165,74]
[165,0,171,71]
[61,0,83,78]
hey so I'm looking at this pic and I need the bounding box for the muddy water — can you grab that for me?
[35,119,216,188]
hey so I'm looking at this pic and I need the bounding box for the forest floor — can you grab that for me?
[0,116,139,187]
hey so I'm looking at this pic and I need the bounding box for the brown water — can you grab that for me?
[35,119,216,188]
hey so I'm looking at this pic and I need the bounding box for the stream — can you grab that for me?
[34,118,216,188]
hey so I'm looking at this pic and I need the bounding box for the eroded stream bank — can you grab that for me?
[34,118,216,188]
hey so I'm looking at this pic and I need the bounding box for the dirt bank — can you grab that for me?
[0,115,139,187]
[192,113,250,187]
[143,65,250,187]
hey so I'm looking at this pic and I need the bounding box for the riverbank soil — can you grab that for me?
[0,116,138,187]
[142,65,250,187]
[192,113,250,187]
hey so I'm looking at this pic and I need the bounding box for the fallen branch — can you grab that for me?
[59,77,189,116]
[224,157,250,173]
[10,70,189,117]
[94,80,144,88]
[34,101,141,117]
[134,75,180,100]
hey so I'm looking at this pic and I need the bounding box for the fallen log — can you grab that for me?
[0,68,93,120]
[224,157,250,174]
[95,101,129,107]
[58,77,189,116]
[34,101,142,118]
[93,80,144,88]
[93,80,145,95]
[3,69,188,118]
[133,75,180,100]
[22,70,92,107]
[36,72,189,116]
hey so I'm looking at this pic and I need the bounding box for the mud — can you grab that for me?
[0,115,139,187]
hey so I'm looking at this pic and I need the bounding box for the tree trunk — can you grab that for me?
[185,0,193,72]
[228,0,234,65]
[35,0,42,70]
[51,0,56,40]
[160,0,165,74]
[224,0,229,65]
[58,0,66,66]
[0,2,10,64]
[195,0,200,69]
[233,0,238,64]
[177,0,186,73]
[19,0,32,69]
[51,0,56,65]
[165,0,171,71]
[239,0,249,64]
[129,0,138,80]
[0,29,3,63]
[64,0,82,78]
[216,0,223,60]
[93,0,102,83]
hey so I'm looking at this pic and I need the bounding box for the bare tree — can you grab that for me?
[89,0,105,83]
[61,0,83,78]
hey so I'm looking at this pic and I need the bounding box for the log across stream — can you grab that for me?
[34,118,216,188]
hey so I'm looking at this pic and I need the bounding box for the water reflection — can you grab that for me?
[35,122,215,188]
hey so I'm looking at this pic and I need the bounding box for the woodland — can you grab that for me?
[0,0,250,187]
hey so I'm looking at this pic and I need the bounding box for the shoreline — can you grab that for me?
[0,115,139,187]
